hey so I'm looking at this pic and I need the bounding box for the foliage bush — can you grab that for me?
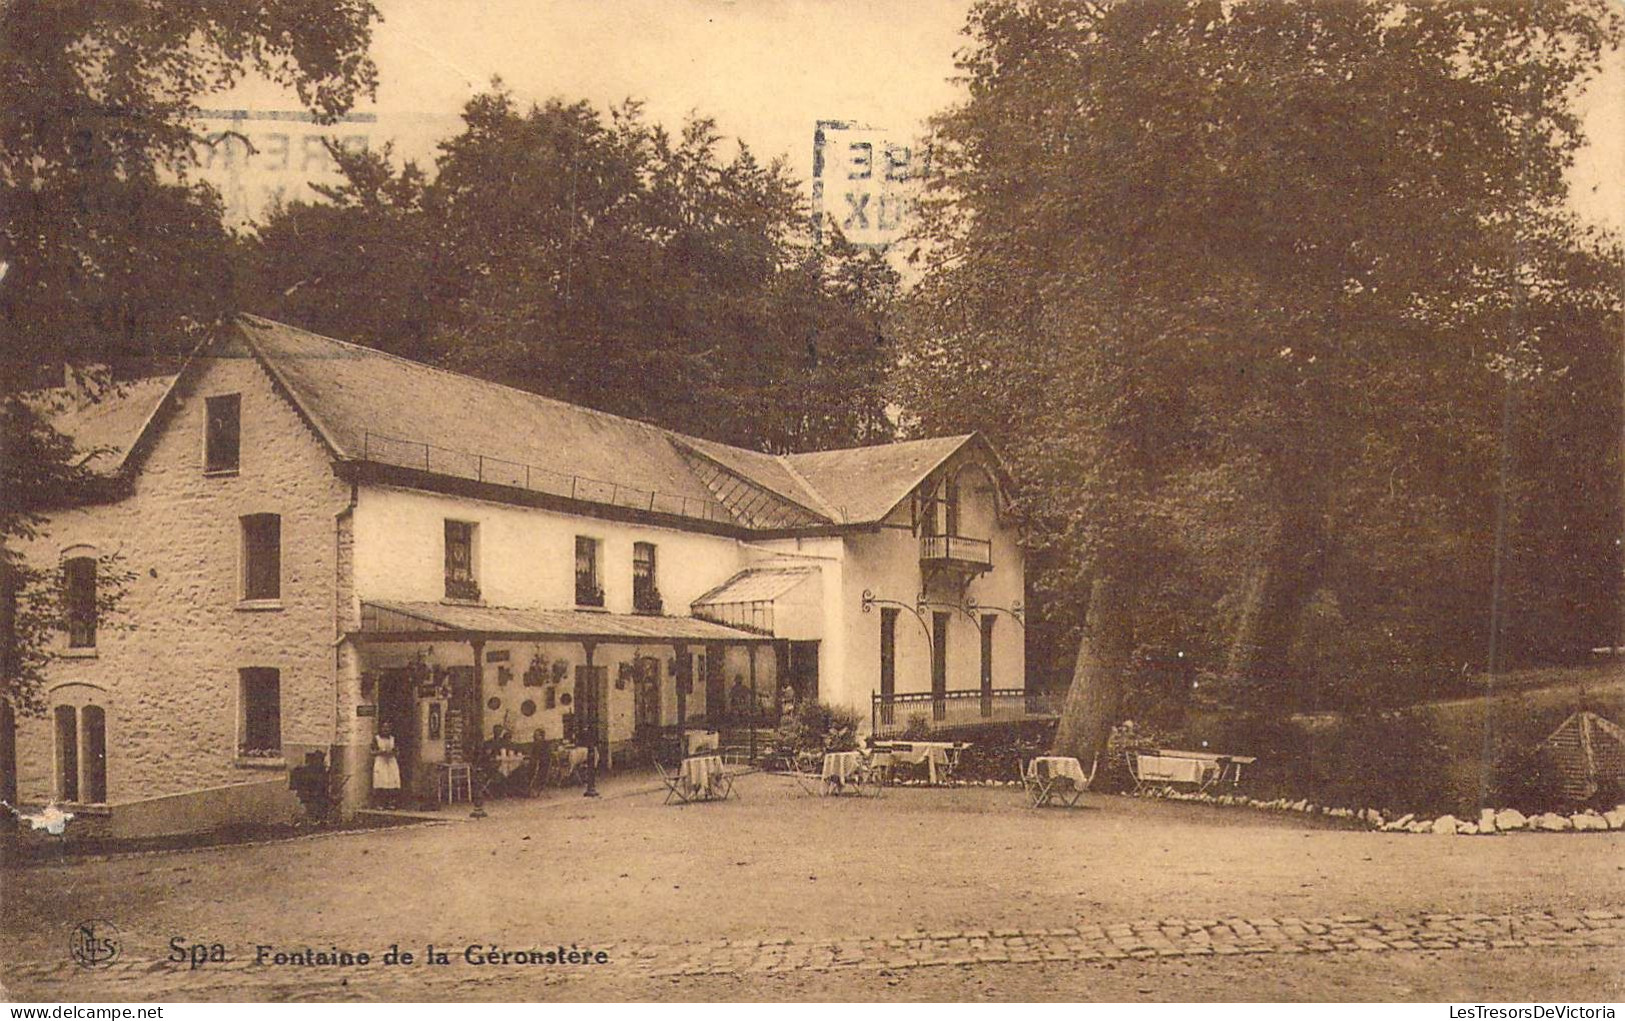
[953,720,1057,782]
[775,700,861,755]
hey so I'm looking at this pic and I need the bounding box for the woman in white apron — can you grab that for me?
[373,721,402,808]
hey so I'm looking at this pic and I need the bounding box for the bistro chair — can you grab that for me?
[655,759,693,804]
[437,762,473,805]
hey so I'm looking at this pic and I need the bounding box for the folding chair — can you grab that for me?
[709,768,737,801]
[1020,761,1050,806]
[655,760,694,805]
[789,761,830,797]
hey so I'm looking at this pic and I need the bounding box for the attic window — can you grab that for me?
[205,394,241,473]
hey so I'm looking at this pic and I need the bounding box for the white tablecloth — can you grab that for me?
[1028,756,1090,788]
[680,754,726,797]
[821,751,863,784]
[886,743,953,783]
[562,746,589,771]
[1136,754,1209,784]
[493,749,528,776]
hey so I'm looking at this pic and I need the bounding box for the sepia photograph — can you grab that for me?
[1,0,1623,1007]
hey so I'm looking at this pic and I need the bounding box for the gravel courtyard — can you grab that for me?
[3,771,1621,1002]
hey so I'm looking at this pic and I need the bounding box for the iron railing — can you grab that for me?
[872,688,1059,738]
[919,534,992,569]
[359,430,737,526]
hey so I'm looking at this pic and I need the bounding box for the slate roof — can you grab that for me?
[31,376,178,476]
[359,600,774,642]
[784,435,978,524]
[68,315,987,534]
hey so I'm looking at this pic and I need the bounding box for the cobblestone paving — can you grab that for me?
[7,908,1622,997]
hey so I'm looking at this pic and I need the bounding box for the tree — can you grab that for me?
[243,87,897,452]
[898,0,1624,760]
[0,0,380,812]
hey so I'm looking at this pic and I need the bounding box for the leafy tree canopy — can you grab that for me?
[244,87,898,452]
[899,0,1624,719]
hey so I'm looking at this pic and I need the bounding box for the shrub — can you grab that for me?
[776,700,862,755]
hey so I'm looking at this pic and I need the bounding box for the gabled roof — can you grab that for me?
[236,315,733,522]
[784,434,979,524]
[74,315,996,535]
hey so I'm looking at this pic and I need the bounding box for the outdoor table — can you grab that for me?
[493,748,529,777]
[684,730,720,756]
[1029,756,1090,787]
[821,751,864,793]
[884,741,958,784]
[679,754,727,800]
[1025,756,1091,807]
[1157,748,1257,784]
[1133,753,1210,788]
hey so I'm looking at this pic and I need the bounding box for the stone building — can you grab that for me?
[14,315,1029,835]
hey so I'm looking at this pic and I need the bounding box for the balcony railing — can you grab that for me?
[872,688,1059,738]
[919,534,993,572]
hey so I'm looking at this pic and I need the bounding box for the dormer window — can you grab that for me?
[205,394,241,473]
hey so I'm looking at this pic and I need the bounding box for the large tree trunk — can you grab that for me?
[0,558,17,831]
[1225,506,1328,712]
[1050,576,1135,765]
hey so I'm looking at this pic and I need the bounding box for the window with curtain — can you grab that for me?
[444,520,478,600]
[575,536,603,606]
[632,541,659,613]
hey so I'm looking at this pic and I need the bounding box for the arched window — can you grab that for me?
[54,705,78,802]
[50,689,110,804]
[81,705,107,803]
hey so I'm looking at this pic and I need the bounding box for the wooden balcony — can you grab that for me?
[919,534,992,573]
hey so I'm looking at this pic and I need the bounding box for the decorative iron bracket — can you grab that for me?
[966,595,1026,628]
[861,589,933,643]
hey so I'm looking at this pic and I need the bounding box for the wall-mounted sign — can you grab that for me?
[355,704,377,717]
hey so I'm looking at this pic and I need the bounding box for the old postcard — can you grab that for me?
[2,0,1622,1007]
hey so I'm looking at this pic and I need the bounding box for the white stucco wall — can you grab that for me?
[351,484,753,613]
[838,459,1026,726]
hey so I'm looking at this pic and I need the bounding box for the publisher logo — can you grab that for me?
[69,919,121,969]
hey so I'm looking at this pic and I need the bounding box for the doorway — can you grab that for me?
[787,641,819,704]
[376,668,417,795]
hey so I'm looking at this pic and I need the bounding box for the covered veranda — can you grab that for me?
[349,600,778,807]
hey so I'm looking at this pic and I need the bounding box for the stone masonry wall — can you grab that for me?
[14,336,350,809]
